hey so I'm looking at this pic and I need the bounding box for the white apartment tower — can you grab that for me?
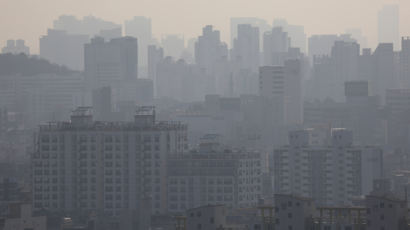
[32,107,187,216]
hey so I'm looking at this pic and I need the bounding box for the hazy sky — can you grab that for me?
[0,0,408,54]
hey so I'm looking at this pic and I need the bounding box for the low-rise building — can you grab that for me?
[274,194,315,230]
[1,203,46,230]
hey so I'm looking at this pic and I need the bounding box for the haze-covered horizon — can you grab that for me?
[1,0,408,54]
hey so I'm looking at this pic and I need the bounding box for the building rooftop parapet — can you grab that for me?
[39,120,187,132]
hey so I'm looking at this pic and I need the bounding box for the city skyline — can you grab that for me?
[2,0,410,229]
[1,0,408,53]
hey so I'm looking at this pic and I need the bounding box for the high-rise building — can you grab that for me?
[194,25,229,96]
[14,73,85,127]
[194,25,228,74]
[273,19,306,54]
[263,27,290,66]
[161,34,184,59]
[308,34,355,59]
[147,45,164,97]
[1,40,30,55]
[307,39,360,102]
[399,37,410,88]
[39,29,89,70]
[231,24,259,73]
[378,5,400,50]
[259,66,285,125]
[84,36,138,103]
[330,40,360,98]
[358,48,373,82]
[273,129,383,206]
[124,16,152,69]
[259,60,302,126]
[136,78,154,106]
[53,15,120,37]
[230,17,271,49]
[372,43,397,102]
[386,89,410,148]
[283,59,303,125]
[32,107,188,217]
[92,86,112,121]
[155,57,209,102]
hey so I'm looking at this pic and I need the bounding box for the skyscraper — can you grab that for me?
[194,25,228,74]
[378,5,400,49]
[259,60,302,126]
[124,16,152,71]
[330,40,360,98]
[273,19,306,54]
[399,37,410,88]
[92,86,112,121]
[231,24,259,73]
[147,45,164,96]
[84,36,138,104]
[263,27,290,66]
[84,36,138,86]
[284,59,303,125]
[230,17,270,49]
[259,66,285,125]
[372,43,397,102]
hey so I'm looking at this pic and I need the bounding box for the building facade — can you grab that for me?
[167,141,263,213]
[32,107,187,216]
[273,129,383,206]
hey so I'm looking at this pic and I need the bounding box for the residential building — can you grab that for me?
[274,194,315,230]
[84,36,138,104]
[273,129,383,206]
[263,27,290,66]
[273,19,306,54]
[124,16,152,69]
[231,24,259,73]
[167,137,263,213]
[32,107,188,217]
